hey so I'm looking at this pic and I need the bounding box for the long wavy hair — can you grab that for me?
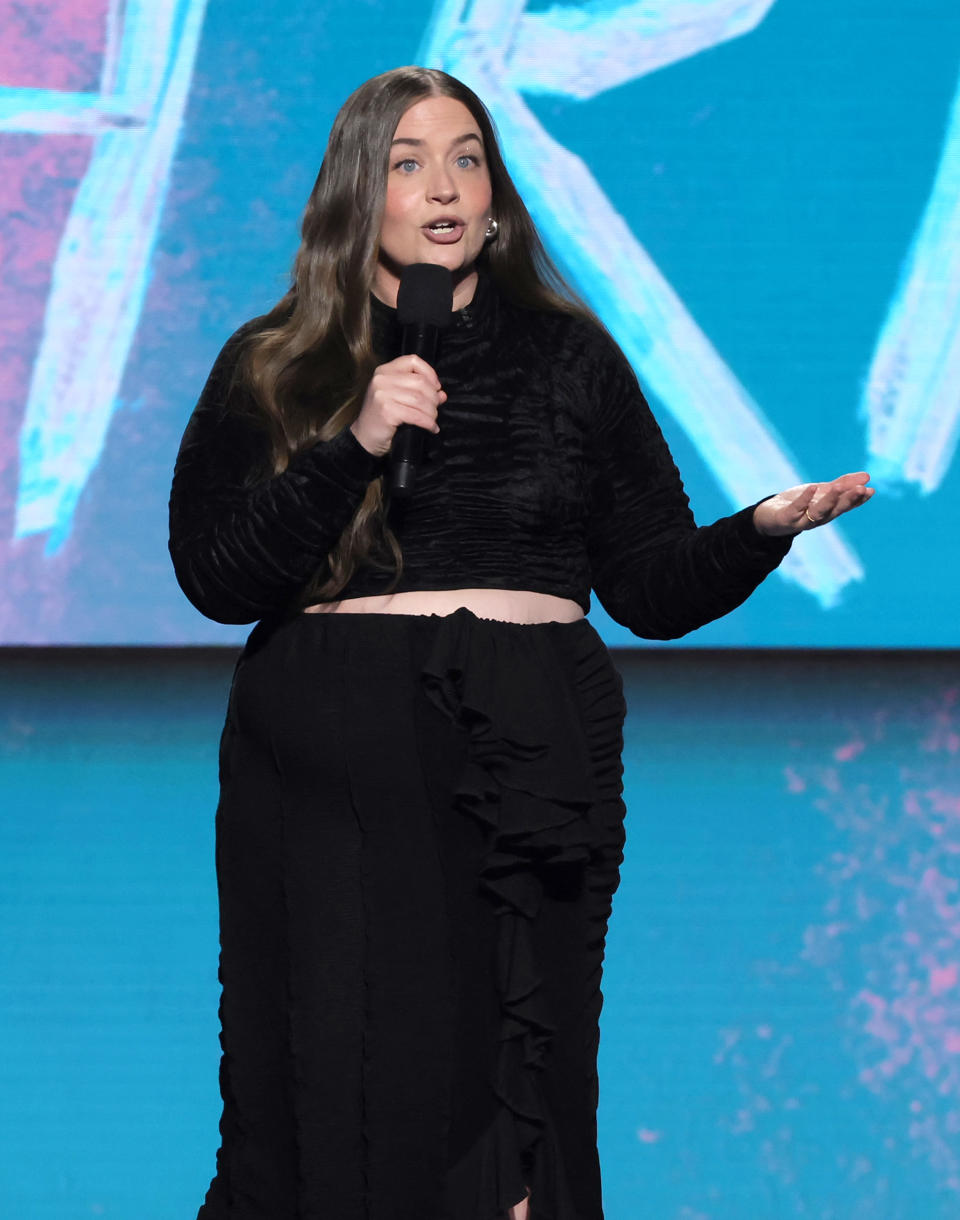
[239,65,591,603]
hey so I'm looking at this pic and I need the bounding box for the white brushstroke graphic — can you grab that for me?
[421,0,864,606]
[9,0,208,547]
[860,68,960,495]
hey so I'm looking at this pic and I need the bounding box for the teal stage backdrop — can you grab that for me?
[1,0,958,644]
[2,650,959,1217]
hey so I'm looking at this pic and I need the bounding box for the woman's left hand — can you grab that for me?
[753,471,875,537]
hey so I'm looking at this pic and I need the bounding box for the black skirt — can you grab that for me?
[197,606,627,1220]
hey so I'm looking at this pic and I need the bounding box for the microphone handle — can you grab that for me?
[389,324,441,498]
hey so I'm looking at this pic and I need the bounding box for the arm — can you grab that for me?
[168,324,384,624]
[584,332,793,640]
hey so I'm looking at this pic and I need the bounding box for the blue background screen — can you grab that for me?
[1,0,958,644]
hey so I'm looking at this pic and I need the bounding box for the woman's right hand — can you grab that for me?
[350,354,446,459]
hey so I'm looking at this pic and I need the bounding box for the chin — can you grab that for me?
[420,246,465,265]
[419,238,483,268]
[378,242,480,287]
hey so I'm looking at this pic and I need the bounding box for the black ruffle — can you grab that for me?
[421,609,600,1218]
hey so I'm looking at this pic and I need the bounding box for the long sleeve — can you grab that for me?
[584,332,793,640]
[168,324,384,624]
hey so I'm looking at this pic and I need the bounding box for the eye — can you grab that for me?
[394,157,419,173]
[455,153,480,169]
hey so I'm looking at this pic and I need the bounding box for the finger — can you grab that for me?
[400,386,444,425]
[383,354,442,389]
[379,373,445,400]
[831,470,871,488]
[370,383,445,424]
[371,396,442,437]
[372,383,438,411]
[805,482,874,527]
[808,484,843,520]
[828,484,875,520]
[808,473,873,520]
[399,401,442,431]
[787,484,822,528]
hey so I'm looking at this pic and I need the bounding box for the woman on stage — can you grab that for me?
[168,65,872,1220]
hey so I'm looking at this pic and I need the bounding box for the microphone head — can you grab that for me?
[396,263,454,329]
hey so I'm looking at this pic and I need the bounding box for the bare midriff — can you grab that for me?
[301,588,584,624]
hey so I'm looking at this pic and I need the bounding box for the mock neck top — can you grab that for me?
[168,271,792,637]
[369,267,495,345]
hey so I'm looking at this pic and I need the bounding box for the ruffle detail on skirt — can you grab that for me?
[420,609,599,1217]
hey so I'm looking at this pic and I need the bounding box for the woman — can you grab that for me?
[169,66,872,1220]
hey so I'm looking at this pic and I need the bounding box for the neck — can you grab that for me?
[373,262,479,311]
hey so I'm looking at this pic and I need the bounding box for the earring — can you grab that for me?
[485,217,499,239]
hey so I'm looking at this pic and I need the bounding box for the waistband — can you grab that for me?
[300,588,585,626]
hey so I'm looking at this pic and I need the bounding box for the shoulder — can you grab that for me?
[195,310,283,421]
[502,295,631,366]
[206,293,297,370]
[498,297,623,370]
[209,311,276,376]
[181,314,277,449]
[499,298,645,418]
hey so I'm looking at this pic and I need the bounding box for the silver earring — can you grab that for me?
[485,218,499,239]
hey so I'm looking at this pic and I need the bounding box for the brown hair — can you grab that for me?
[240,65,590,603]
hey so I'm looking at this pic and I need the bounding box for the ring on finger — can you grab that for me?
[803,507,820,525]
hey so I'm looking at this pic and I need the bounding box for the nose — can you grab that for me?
[426,164,458,204]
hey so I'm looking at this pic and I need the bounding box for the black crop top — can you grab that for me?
[168,270,792,638]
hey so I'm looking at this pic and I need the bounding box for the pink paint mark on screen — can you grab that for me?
[834,738,866,762]
[0,138,92,524]
[0,0,107,620]
[794,688,960,1191]
[0,0,106,91]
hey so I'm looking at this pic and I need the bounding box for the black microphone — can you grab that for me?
[389,263,453,497]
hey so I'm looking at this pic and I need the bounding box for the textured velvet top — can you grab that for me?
[168,270,792,638]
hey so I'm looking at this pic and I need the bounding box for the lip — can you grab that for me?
[422,216,466,244]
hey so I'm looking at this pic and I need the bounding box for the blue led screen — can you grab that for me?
[4,652,960,1216]
[1,0,958,645]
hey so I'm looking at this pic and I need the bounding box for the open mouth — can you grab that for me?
[422,217,466,243]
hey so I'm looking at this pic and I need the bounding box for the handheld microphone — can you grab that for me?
[389,263,453,497]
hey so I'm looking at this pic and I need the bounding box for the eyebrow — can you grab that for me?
[390,132,483,149]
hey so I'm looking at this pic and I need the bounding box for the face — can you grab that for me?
[374,95,494,311]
